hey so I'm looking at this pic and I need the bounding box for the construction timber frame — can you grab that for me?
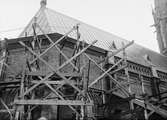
[0,21,167,120]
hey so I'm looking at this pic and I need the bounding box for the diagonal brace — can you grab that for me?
[30,24,78,71]
[45,83,80,116]
[85,53,130,96]
[19,41,81,94]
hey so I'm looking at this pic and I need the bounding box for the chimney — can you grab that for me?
[40,0,47,8]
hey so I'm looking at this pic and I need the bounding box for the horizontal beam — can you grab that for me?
[31,80,65,84]
[0,109,14,113]
[0,85,20,89]
[27,71,81,78]
[31,80,77,85]
[14,99,93,106]
[0,80,20,86]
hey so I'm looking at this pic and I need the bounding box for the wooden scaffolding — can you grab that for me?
[0,20,167,120]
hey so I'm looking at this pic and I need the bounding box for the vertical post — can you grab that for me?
[74,24,88,120]
[140,75,148,120]
[20,71,25,101]
[15,70,25,120]
[125,68,134,110]
[20,69,26,120]
[151,66,161,100]
[82,41,88,120]
[0,39,7,80]
[75,24,81,72]
[122,42,134,110]
[100,56,105,104]
[103,52,111,118]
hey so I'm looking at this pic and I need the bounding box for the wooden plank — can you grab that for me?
[27,71,81,78]
[27,71,47,76]
[31,80,77,85]
[1,85,20,89]
[0,109,14,113]
[0,80,20,86]
[14,100,93,106]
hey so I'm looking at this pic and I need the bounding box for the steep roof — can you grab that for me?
[19,6,167,72]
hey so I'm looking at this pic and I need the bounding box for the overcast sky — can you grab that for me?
[0,0,158,52]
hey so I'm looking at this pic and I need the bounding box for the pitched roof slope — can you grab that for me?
[19,7,167,72]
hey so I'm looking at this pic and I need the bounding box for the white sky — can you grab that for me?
[0,0,158,52]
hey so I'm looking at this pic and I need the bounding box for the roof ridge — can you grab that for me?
[19,9,42,37]
[19,7,52,37]
[42,7,53,33]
